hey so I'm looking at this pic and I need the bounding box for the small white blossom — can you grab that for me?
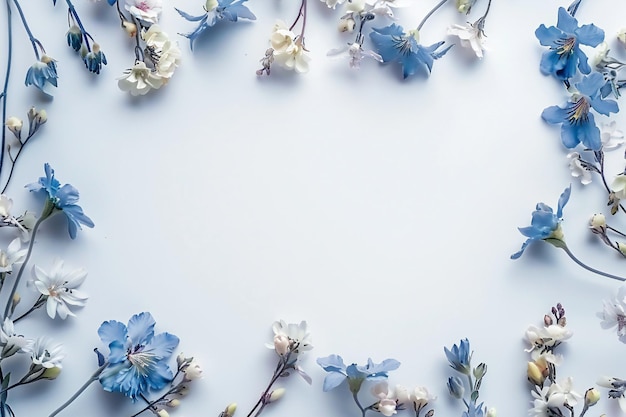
[183,358,203,381]
[530,385,551,417]
[0,238,27,273]
[0,195,12,218]
[611,174,626,200]
[266,320,312,354]
[125,0,162,24]
[143,25,181,80]
[597,377,626,412]
[411,386,436,408]
[24,337,64,368]
[372,382,397,416]
[117,61,165,96]
[566,152,592,185]
[0,318,30,358]
[547,377,582,407]
[601,121,625,150]
[29,259,88,319]
[447,22,487,58]
[592,41,610,68]
[598,286,626,339]
[320,0,346,8]
[327,43,382,68]
[269,22,310,73]
[525,324,572,364]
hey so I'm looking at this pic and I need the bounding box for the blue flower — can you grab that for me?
[176,0,256,50]
[369,24,451,79]
[24,56,58,96]
[66,25,83,51]
[444,338,471,375]
[316,354,400,392]
[463,401,486,417]
[535,7,604,81]
[97,312,180,400]
[84,48,107,74]
[541,72,618,150]
[511,186,571,259]
[26,163,94,239]
[447,376,465,399]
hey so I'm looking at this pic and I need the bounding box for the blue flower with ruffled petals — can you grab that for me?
[26,163,94,239]
[317,354,400,393]
[535,7,604,81]
[444,338,471,375]
[511,186,571,259]
[541,72,618,150]
[25,57,58,96]
[176,0,256,50]
[369,24,451,79]
[97,312,180,400]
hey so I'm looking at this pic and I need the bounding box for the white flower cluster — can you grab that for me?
[267,21,311,74]
[118,25,182,96]
[371,382,436,417]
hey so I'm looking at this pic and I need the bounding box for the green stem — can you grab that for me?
[3,214,45,320]
[560,244,626,282]
[48,363,107,417]
[417,0,448,31]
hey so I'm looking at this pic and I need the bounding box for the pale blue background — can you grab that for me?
[1,0,626,416]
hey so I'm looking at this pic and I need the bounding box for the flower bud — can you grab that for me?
[543,314,553,326]
[338,18,355,32]
[157,410,170,417]
[473,363,487,380]
[377,398,397,416]
[5,116,23,140]
[225,403,237,417]
[205,0,218,11]
[267,388,286,403]
[36,109,47,125]
[41,366,62,380]
[122,20,137,37]
[394,385,410,404]
[619,242,626,257]
[447,376,464,399]
[273,334,290,356]
[590,214,607,233]
[618,28,626,47]
[167,399,181,407]
[527,361,545,386]
[585,388,600,407]
[486,407,497,417]
[455,0,476,14]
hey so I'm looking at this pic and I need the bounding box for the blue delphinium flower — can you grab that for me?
[84,46,107,74]
[444,338,471,375]
[369,24,452,79]
[535,7,604,81]
[176,0,256,50]
[97,312,180,400]
[24,56,58,95]
[511,186,571,259]
[26,163,94,239]
[316,354,400,393]
[541,72,618,150]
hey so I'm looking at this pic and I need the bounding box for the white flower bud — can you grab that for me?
[5,117,22,139]
[618,28,626,47]
[183,358,203,380]
[268,388,286,403]
[618,242,626,256]
[590,213,607,233]
[273,334,290,355]
[585,388,600,407]
[377,399,397,416]
[167,399,181,407]
[205,0,218,11]
[122,20,137,37]
[157,410,170,417]
[486,407,497,417]
[394,385,410,404]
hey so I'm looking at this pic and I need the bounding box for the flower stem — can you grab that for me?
[48,363,108,417]
[65,0,93,52]
[560,244,626,282]
[11,0,42,59]
[245,355,290,417]
[1,126,38,194]
[417,0,448,31]
[2,214,45,320]
[0,0,12,184]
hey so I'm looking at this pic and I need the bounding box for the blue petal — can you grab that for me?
[541,105,566,124]
[127,312,156,345]
[577,113,601,150]
[575,23,604,47]
[510,238,531,259]
[560,123,582,148]
[590,96,619,116]
[316,354,346,372]
[556,186,571,218]
[175,8,207,21]
[535,25,563,46]
[146,332,180,359]
[98,320,128,348]
[322,371,347,391]
[556,7,578,33]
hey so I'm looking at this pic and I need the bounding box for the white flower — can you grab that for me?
[0,195,13,218]
[530,385,551,417]
[411,386,436,408]
[601,121,625,150]
[372,383,397,416]
[612,174,626,200]
[0,238,27,273]
[618,28,626,47]
[270,21,296,53]
[378,399,397,416]
[598,286,626,339]
[266,320,312,354]
[525,325,572,363]
[447,22,487,58]
[320,0,346,8]
[394,385,411,404]
[0,318,30,358]
[592,41,610,68]
[29,259,88,319]
[25,337,64,368]
[566,152,592,185]
[143,26,181,79]
[117,61,165,96]
[327,43,383,68]
[597,376,626,412]
[125,0,162,24]
[183,358,203,381]
[547,377,582,407]
[367,0,411,18]
[268,22,311,73]
[273,334,290,355]
[345,0,367,13]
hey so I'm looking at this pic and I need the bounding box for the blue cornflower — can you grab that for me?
[541,72,618,150]
[176,0,256,50]
[24,56,58,96]
[316,354,400,393]
[535,7,604,81]
[444,338,471,375]
[26,163,94,239]
[97,312,180,400]
[84,46,107,74]
[369,24,451,79]
[511,186,571,259]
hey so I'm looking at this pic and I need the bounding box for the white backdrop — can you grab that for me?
[1,0,626,416]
